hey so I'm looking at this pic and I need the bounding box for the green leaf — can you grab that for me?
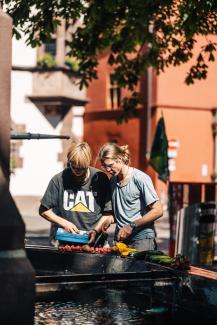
[197,53,204,62]
[204,43,216,52]
[208,53,215,61]
[2,0,217,122]
[13,27,21,40]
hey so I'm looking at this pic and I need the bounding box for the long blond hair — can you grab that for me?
[67,141,92,168]
[98,143,131,165]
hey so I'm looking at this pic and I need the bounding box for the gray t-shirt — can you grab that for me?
[110,168,159,240]
[40,167,112,233]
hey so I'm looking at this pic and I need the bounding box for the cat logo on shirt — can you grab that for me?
[63,190,96,212]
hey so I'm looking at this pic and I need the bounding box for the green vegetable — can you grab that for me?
[130,250,165,259]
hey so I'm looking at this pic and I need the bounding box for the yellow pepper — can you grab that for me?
[115,242,139,256]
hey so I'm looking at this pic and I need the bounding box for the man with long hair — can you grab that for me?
[98,143,163,251]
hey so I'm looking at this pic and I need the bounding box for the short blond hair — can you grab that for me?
[98,143,131,165]
[67,141,92,168]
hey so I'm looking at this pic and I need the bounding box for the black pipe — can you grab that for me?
[11,132,70,140]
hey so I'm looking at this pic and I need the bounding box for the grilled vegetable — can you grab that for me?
[130,250,165,259]
[115,242,138,256]
[82,244,92,252]
[149,255,173,265]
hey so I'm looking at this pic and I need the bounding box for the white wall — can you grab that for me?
[12,37,37,66]
[10,38,64,196]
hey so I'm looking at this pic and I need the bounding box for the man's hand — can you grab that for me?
[62,220,79,233]
[101,219,112,233]
[88,229,98,244]
[101,215,114,233]
[39,207,80,234]
[117,224,133,241]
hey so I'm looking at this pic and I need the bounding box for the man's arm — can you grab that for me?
[88,211,114,243]
[94,212,114,233]
[117,200,163,241]
[131,200,163,227]
[39,205,79,233]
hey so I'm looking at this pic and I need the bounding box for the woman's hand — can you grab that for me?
[62,220,79,233]
[117,224,133,241]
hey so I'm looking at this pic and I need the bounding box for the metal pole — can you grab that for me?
[11,132,70,140]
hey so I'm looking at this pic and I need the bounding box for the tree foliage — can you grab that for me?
[1,0,217,121]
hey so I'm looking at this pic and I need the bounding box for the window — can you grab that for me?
[44,39,56,57]
[110,85,121,110]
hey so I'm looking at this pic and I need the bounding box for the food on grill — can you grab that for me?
[59,244,113,254]
[58,243,190,270]
[115,242,138,256]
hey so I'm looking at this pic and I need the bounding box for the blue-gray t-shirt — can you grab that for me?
[110,168,159,240]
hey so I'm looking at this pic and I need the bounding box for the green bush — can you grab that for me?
[37,53,80,71]
[37,53,56,68]
[64,56,79,71]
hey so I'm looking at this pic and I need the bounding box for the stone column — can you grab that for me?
[56,18,66,66]
[72,106,85,141]
[0,9,35,324]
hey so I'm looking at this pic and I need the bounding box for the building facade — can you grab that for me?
[10,27,217,223]
[85,36,217,200]
[10,22,87,223]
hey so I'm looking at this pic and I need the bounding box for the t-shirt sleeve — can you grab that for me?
[137,173,159,206]
[101,173,113,212]
[40,178,59,210]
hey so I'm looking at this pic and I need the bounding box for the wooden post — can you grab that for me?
[0,9,35,324]
[211,108,217,182]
